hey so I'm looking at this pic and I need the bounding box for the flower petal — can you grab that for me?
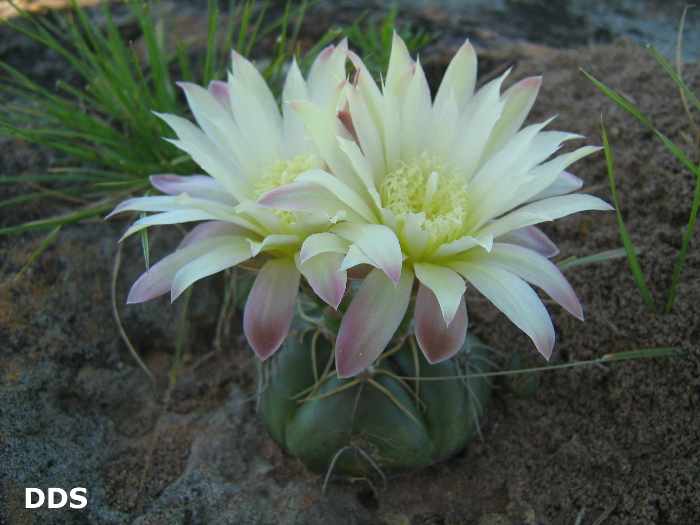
[179,221,250,249]
[171,242,252,300]
[306,39,348,105]
[414,284,467,364]
[476,194,614,240]
[295,168,378,222]
[150,174,237,206]
[526,171,583,202]
[120,209,218,241]
[127,235,244,303]
[477,243,583,319]
[258,180,367,223]
[331,222,403,284]
[296,251,347,308]
[300,232,351,263]
[335,266,414,377]
[243,258,301,360]
[481,76,541,162]
[433,39,477,115]
[413,262,466,325]
[448,260,555,359]
[495,226,559,258]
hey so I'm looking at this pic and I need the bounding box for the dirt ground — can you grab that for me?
[1,3,699,525]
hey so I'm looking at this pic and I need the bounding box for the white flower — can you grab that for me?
[260,33,613,377]
[110,42,350,359]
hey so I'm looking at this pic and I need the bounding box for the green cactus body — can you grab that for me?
[259,318,492,476]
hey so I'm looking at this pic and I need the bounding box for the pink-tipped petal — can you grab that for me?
[127,236,242,303]
[414,284,468,364]
[207,80,232,114]
[243,258,301,360]
[482,76,541,160]
[480,243,583,319]
[449,260,555,360]
[149,174,236,206]
[335,267,414,378]
[528,171,584,202]
[178,221,249,249]
[297,251,347,309]
[171,242,251,301]
[413,262,466,325]
[495,226,559,258]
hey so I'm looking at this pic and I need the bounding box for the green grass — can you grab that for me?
[582,51,700,314]
[341,5,435,80]
[0,0,333,236]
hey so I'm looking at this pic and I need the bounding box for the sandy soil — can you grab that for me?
[1,5,698,525]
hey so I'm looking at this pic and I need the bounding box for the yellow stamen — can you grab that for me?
[380,151,469,251]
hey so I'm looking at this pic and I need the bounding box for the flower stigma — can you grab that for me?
[380,151,469,252]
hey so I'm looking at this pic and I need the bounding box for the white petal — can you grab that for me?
[127,235,245,303]
[331,222,403,284]
[295,168,378,222]
[282,58,310,157]
[258,180,368,223]
[526,171,583,202]
[179,221,251,249]
[448,260,555,359]
[401,59,432,159]
[306,39,348,105]
[433,39,477,116]
[120,209,218,240]
[480,76,541,163]
[475,243,583,319]
[150,174,237,206]
[476,194,613,240]
[171,242,251,300]
[300,232,351,262]
[156,112,250,201]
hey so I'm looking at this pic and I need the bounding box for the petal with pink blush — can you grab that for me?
[296,251,347,308]
[495,226,559,258]
[413,262,466,325]
[149,174,237,206]
[415,284,467,364]
[449,260,555,360]
[127,236,243,303]
[335,267,414,378]
[243,258,301,360]
[477,243,583,319]
[178,221,251,249]
[171,242,252,300]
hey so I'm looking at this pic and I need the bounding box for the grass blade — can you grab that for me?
[14,225,61,279]
[557,247,632,270]
[581,69,700,178]
[648,45,700,113]
[0,202,114,235]
[601,120,657,312]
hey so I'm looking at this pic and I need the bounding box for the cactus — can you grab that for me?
[258,307,492,477]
